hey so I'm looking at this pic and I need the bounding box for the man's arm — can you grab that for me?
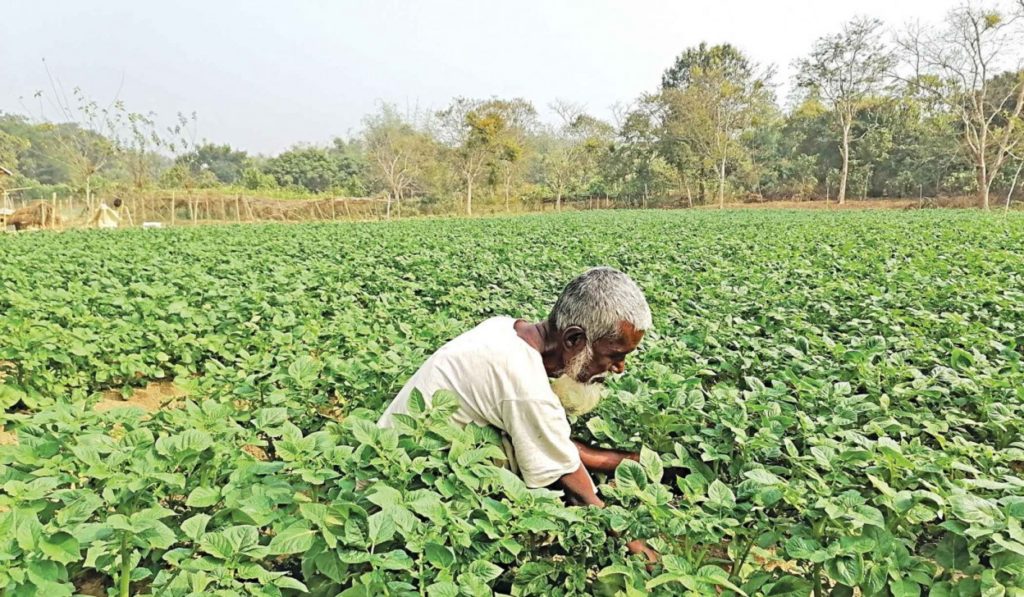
[557,462,605,507]
[572,440,639,474]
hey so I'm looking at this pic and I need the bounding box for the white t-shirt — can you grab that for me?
[378,316,581,488]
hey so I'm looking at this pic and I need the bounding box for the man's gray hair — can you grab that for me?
[548,267,653,341]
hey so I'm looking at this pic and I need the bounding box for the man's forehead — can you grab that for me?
[599,321,645,351]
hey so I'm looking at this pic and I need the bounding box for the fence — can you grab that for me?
[2,189,633,231]
[2,191,402,229]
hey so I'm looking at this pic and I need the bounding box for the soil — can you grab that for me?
[0,427,16,445]
[93,380,187,413]
[74,572,108,597]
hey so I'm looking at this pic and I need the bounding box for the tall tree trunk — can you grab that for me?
[718,157,727,209]
[838,124,850,205]
[556,190,562,211]
[85,176,93,212]
[977,164,990,210]
[466,175,473,216]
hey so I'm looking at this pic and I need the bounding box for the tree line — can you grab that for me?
[2,2,1023,212]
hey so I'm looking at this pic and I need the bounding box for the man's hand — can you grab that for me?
[557,463,605,507]
[626,539,660,569]
[556,461,660,569]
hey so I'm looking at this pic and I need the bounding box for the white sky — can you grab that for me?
[1,0,969,154]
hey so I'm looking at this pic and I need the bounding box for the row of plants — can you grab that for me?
[2,210,1024,594]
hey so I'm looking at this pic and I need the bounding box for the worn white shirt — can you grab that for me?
[378,316,580,488]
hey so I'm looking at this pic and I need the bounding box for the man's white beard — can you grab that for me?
[551,343,605,416]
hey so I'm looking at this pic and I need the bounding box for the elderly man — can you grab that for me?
[378,266,657,562]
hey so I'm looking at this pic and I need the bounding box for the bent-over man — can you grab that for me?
[378,266,657,563]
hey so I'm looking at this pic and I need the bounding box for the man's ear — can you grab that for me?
[561,325,587,353]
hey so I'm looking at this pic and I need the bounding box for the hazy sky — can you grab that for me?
[2,0,967,154]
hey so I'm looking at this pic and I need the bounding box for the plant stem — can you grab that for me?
[812,563,822,597]
[731,534,756,581]
[119,532,131,597]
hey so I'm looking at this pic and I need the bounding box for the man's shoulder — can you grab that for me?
[436,317,550,391]
[441,316,520,353]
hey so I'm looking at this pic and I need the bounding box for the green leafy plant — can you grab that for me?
[3,210,1024,594]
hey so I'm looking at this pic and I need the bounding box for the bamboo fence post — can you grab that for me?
[244,197,257,222]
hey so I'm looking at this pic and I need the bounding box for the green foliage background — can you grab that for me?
[2,210,1024,595]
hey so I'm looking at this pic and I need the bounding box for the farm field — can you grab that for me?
[2,210,1024,596]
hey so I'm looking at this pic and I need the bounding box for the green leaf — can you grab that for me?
[467,559,503,582]
[368,510,396,545]
[950,348,974,369]
[706,479,736,510]
[639,447,663,483]
[426,581,460,597]
[825,555,864,587]
[288,355,322,388]
[935,533,971,571]
[39,532,80,564]
[615,459,649,493]
[268,522,316,555]
[407,390,427,416]
[274,576,310,592]
[186,486,221,507]
[367,485,404,509]
[519,516,559,533]
[950,493,1001,527]
[890,579,921,597]
[199,526,258,560]
[765,575,814,596]
[181,514,211,542]
[255,407,288,429]
[423,541,456,569]
[745,468,784,485]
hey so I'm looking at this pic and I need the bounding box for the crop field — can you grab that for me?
[2,210,1024,596]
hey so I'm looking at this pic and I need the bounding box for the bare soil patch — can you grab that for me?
[0,428,17,445]
[94,380,187,413]
[74,572,108,597]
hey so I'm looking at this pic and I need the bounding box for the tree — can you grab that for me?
[0,130,30,174]
[797,17,895,205]
[176,143,250,185]
[898,4,1024,208]
[437,98,533,215]
[662,43,775,207]
[264,145,361,194]
[489,101,537,211]
[30,79,129,205]
[614,98,670,205]
[121,111,164,190]
[363,104,436,217]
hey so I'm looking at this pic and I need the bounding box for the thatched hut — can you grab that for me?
[8,202,62,230]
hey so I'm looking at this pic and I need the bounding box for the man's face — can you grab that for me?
[551,321,644,416]
[574,321,645,384]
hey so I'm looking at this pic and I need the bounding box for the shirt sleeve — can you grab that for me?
[500,398,581,488]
